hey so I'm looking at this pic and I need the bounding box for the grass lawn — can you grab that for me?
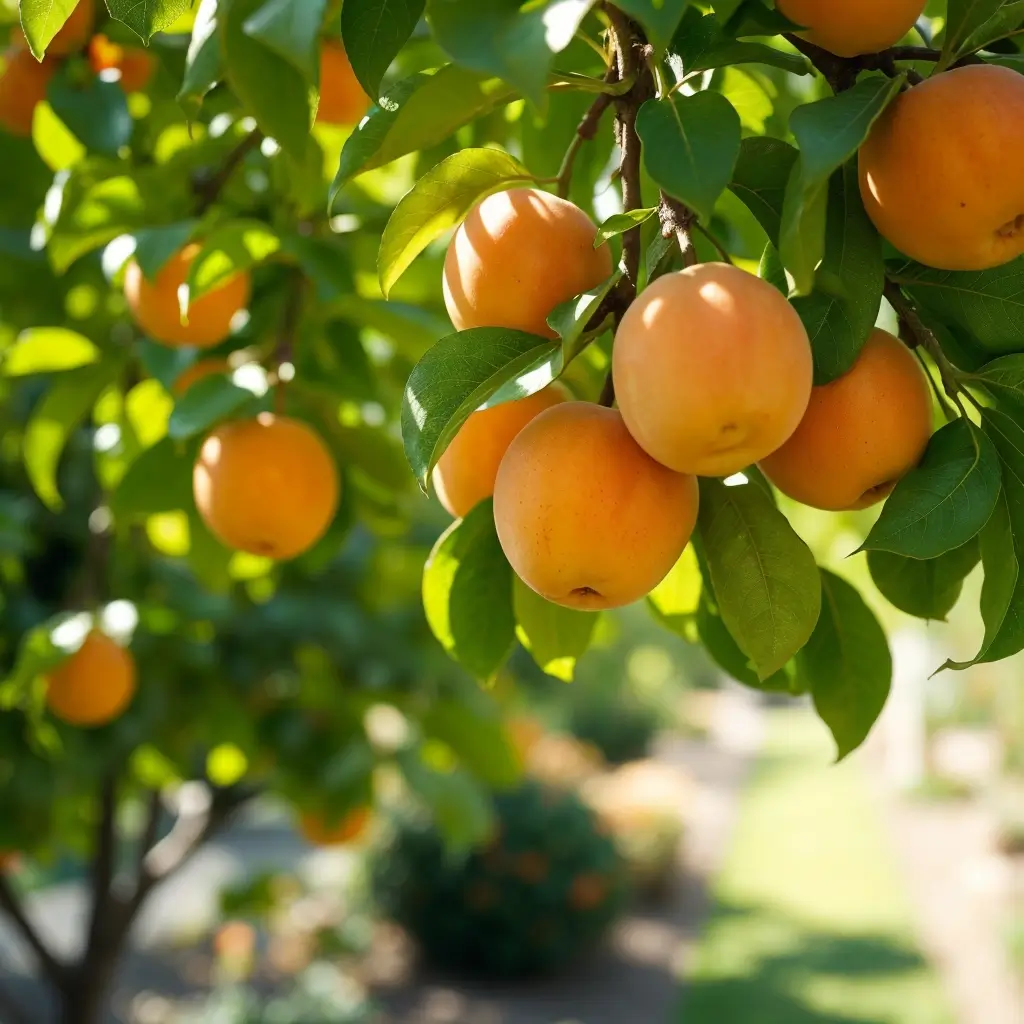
[678,708,953,1024]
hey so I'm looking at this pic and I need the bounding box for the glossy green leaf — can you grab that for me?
[545,269,621,360]
[781,75,903,294]
[637,91,741,225]
[422,500,516,681]
[594,209,657,246]
[968,353,1024,417]
[868,541,980,622]
[647,544,702,634]
[941,0,1008,66]
[48,73,132,157]
[243,0,326,84]
[861,419,1002,559]
[332,67,516,192]
[671,7,811,76]
[168,376,256,441]
[758,240,788,295]
[698,477,821,680]
[513,577,599,682]
[2,328,98,376]
[187,220,280,299]
[962,2,1024,53]
[799,570,892,761]
[615,0,689,55]
[106,0,191,40]
[378,148,533,297]
[133,222,197,281]
[341,0,426,100]
[111,436,196,519]
[401,326,556,484]
[729,137,798,248]
[19,0,78,58]
[178,0,222,117]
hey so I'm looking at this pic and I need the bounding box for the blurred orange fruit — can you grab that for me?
[45,630,137,727]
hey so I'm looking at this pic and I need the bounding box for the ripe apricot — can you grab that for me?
[493,403,698,610]
[124,244,250,349]
[298,807,370,846]
[0,46,54,136]
[89,34,156,93]
[173,358,231,396]
[760,328,933,510]
[612,262,813,478]
[316,40,370,126]
[443,188,612,338]
[777,0,924,57]
[860,65,1024,271]
[433,383,568,518]
[193,413,340,560]
[45,630,137,727]
[45,0,94,56]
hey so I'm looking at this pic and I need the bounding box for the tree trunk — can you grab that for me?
[59,949,120,1024]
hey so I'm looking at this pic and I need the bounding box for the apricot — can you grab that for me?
[433,383,568,518]
[45,0,94,56]
[493,402,698,610]
[759,328,933,510]
[298,807,370,846]
[612,262,813,478]
[0,46,54,136]
[124,244,250,349]
[316,40,370,126]
[89,34,156,93]
[443,188,613,338]
[45,630,137,727]
[173,357,231,396]
[193,413,340,560]
[777,0,924,57]
[860,65,1024,272]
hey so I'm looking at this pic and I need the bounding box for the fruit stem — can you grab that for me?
[913,348,958,422]
[555,67,619,199]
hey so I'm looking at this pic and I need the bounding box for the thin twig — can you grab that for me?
[599,371,616,408]
[273,271,307,413]
[194,128,264,215]
[0,877,66,987]
[555,69,618,199]
[694,221,734,264]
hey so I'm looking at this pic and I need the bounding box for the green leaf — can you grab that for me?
[222,0,313,161]
[513,576,599,682]
[781,75,904,294]
[19,0,77,58]
[799,570,892,761]
[332,67,516,191]
[962,2,1024,52]
[342,0,426,100]
[861,419,1002,559]
[615,0,689,55]
[111,436,196,519]
[243,0,326,84]
[868,542,980,622]
[421,698,521,788]
[758,240,788,294]
[729,137,798,248]
[545,269,621,361]
[106,0,191,40]
[2,328,98,376]
[636,91,741,225]
[698,477,821,680]
[47,72,132,157]
[168,376,256,441]
[0,615,79,713]
[647,544,702,633]
[398,750,493,850]
[178,0,222,117]
[594,209,657,246]
[429,0,591,110]
[969,353,1024,417]
[133,222,198,281]
[941,0,1008,66]
[377,148,533,298]
[671,8,811,76]
[24,360,122,510]
[186,220,280,299]
[791,165,884,384]
[889,258,1024,355]
[422,500,516,681]
[400,326,556,485]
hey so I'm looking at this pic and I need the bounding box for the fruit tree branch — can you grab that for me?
[555,67,619,199]
[657,192,697,267]
[194,127,265,215]
[84,774,119,963]
[0,876,67,988]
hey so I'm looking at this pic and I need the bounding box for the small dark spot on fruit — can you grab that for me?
[960,201,967,208]
[572,586,601,598]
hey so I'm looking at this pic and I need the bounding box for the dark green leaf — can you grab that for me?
[615,0,689,55]
[868,542,979,621]
[962,2,1024,52]
[111,436,196,519]
[799,570,892,761]
[342,0,426,100]
[133,222,197,281]
[942,0,1008,65]
[698,477,821,680]
[377,148,533,297]
[513,576,599,682]
[861,419,1002,559]
[243,0,327,84]
[672,8,810,76]
[637,91,741,224]
[19,0,78,59]
[969,353,1024,417]
[758,240,788,294]
[545,269,621,362]
[594,209,657,246]
[421,698,521,788]
[781,75,904,294]
[400,326,556,484]
[332,67,517,190]
[791,165,884,383]
[729,136,797,248]
[48,73,132,157]
[422,500,516,681]
[106,0,190,40]
[2,328,98,376]
[168,376,256,441]
[178,0,222,117]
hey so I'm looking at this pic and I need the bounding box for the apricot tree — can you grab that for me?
[1,0,1024,1022]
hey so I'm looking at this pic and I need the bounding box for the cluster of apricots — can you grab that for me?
[437,184,933,611]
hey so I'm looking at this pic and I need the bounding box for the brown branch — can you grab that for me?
[84,774,119,960]
[0,877,67,988]
[658,192,697,267]
[194,128,265,215]
[556,67,619,198]
[136,791,163,878]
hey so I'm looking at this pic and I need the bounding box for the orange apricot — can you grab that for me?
[759,328,933,510]
[298,807,370,846]
[45,630,137,727]
[124,244,250,349]
[173,357,231,396]
[316,40,370,126]
[46,0,94,56]
[777,0,924,57]
[612,262,813,478]
[433,383,568,518]
[443,188,612,338]
[89,34,156,93]
[493,402,698,611]
[0,46,54,136]
[860,65,1024,272]
[193,414,340,560]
